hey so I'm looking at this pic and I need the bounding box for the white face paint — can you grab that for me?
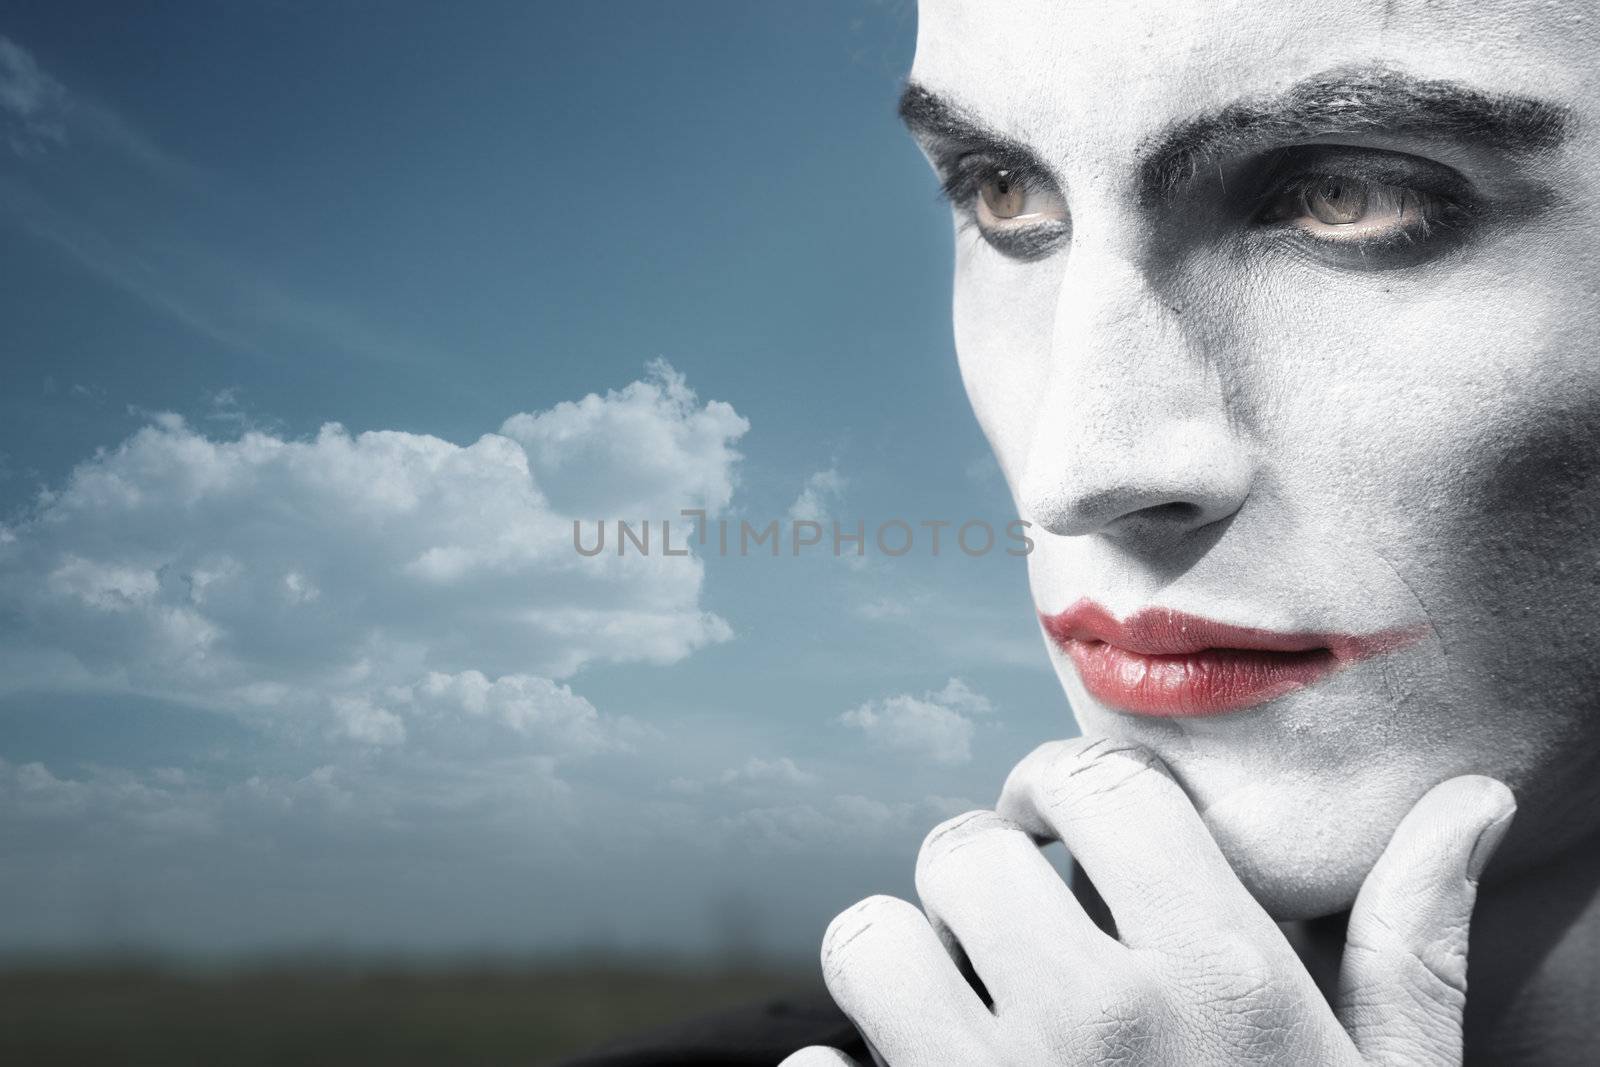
[908,0,1600,918]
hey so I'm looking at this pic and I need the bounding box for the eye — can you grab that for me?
[973,168,1069,240]
[1261,173,1458,246]
[976,170,1061,222]
[940,157,1071,260]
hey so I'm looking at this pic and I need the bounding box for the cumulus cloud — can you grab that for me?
[501,359,747,521]
[838,677,996,766]
[399,670,653,756]
[0,362,744,760]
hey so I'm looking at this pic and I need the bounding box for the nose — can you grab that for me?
[1018,250,1255,551]
[1021,417,1254,541]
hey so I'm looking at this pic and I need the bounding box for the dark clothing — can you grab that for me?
[551,986,869,1066]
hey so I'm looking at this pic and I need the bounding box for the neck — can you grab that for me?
[1462,840,1600,1067]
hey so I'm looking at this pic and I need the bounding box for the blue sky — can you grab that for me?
[0,2,1071,961]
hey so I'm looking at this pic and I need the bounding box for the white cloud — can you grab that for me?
[838,677,997,766]
[331,694,407,746]
[0,363,744,762]
[0,756,219,836]
[501,359,747,522]
[925,676,995,718]
[401,670,648,756]
[786,467,845,523]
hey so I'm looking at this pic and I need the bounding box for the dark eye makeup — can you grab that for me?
[1247,144,1479,262]
[934,143,1480,265]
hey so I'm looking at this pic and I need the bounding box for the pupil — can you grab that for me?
[1306,176,1368,225]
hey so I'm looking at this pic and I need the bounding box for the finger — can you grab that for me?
[996,737,1280,952]
[1336,775,1515,1067]
[821,894,996,1065]
[778,1048,864,1067]
[914,809,1120,1008]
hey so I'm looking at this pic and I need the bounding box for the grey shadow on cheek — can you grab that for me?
[1441,401,1600,714]
[1448,406,1600,817]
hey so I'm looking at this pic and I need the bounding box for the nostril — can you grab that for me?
[1141,501,1204,525]
[1020,419,1254,542]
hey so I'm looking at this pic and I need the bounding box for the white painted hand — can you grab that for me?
[782,737,1515,1067]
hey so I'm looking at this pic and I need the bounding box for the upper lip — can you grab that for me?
[1040,599,1399,661]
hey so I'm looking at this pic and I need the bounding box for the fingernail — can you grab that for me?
[1466,787,1517,882]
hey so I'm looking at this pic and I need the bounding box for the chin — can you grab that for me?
[1066,683,1426,922]
[1196,800,1384,920]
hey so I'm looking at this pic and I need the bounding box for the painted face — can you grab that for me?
[906,0,1600,918]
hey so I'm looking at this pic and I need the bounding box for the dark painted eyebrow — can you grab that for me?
[1142,66,1567,201]
[897,81,1047,176]
[899,68,1568,204]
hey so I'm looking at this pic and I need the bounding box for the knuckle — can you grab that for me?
[917,808,1018,864]
[1169,936,1310,1053]
[820,894,918,974]
[1344,933,1470,1007]
[1057,979,1161,1063]
[1020,737,1085,771]
[1005,738,1099,797]
[1040,736,1170,812]
[1188,942,1281,1008]
[1347,907,1471,998]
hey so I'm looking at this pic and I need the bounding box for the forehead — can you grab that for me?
[911,0,1595,161]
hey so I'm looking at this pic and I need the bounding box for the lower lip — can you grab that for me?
[1059,639,1341,717]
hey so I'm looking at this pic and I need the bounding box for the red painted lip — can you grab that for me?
[1039,599,1421,718]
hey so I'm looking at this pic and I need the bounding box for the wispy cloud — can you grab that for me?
[0,34,67,156]
[0,33,444,369]
[1,33,195,179]
[787,466,846,523]
[0,176,263,355]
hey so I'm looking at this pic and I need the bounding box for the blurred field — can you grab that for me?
[0,958,818,1066]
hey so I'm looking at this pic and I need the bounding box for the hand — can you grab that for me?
[781,737,1515,1066]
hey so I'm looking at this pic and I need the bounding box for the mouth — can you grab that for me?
[1039,599,1418,718]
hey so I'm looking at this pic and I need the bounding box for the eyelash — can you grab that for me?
[936,151,1037,208]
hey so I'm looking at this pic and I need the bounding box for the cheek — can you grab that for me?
[1240,262,1600,851]
[1232,239,1600,607]
[951,242,1063,486]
